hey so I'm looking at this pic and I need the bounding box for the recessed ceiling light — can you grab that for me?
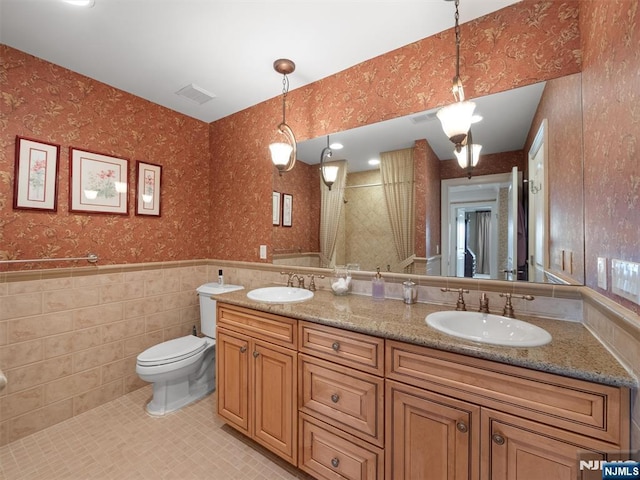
[62,0,95,6]
[368,159,380,166]
[330,142,344,150]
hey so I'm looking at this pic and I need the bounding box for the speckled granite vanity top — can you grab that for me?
[212,288,636,388]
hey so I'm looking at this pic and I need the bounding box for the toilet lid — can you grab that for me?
[137,335,207,366]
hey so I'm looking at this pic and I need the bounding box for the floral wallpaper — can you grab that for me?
[209,0,581,262]
[1,45,211,270]
[580,0,639,314]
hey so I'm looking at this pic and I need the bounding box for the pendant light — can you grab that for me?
[319,136,339,190]
[436,0,476,151]
[453,130,482,179]
[269,59,297,174]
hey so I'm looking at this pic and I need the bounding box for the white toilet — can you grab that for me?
[136,282,243,416]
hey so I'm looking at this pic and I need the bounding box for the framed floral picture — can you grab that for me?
[69,147,129,215]
[135,161,162,216]
[282,193,293,227]
[13,136,61,211]
[272,191,280,225]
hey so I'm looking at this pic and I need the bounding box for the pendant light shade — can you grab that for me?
[455,143,482,169]
[436,101,476,146]
[322,165,339,185]
[319,135,338,190]
[269,142,293,168]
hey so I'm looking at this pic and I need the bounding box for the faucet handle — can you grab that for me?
[280,271,295,287]
[499,293,535,318]
[441,288,469,311]
[307,274,325,292]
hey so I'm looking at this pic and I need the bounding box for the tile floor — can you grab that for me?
[0,386,313,480]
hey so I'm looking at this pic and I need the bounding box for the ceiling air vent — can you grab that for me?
[410,111,437,124]
[175,84,216,105]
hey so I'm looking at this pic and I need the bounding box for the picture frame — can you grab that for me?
[13,136,60,211]
[69,147,129,215]
[282,193,293,227]
[135,161,162,216]
[272,191,281,225]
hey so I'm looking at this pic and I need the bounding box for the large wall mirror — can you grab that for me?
[273,73,585,285]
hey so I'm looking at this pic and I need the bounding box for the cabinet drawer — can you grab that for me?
[217,303,296,348]
[386,340,629,445]
[299,354,384,447]
[299,321,384,375]
[299,413,383,480]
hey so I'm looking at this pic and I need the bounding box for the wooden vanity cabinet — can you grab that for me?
[385,340,630,480]
[386,380,480,480]
[216,304,297,465]
[215,304,630,480]
[298,321,385,480]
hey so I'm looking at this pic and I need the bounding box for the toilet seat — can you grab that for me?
[137,335,207,367]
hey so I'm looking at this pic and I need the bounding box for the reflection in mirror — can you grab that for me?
[273,74,584,285]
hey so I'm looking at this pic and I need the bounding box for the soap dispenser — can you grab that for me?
[372,267,385,300]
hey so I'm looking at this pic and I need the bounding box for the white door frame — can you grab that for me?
[441,172,512,278]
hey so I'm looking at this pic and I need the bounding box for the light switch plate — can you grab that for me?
[259,245,267,259]
[597,257,607,290]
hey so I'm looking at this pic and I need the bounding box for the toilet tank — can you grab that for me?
[196,283,244,338]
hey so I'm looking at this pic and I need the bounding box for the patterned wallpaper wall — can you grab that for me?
[580,0,639,314]
[209,0,581,262]
[1,45,211,269]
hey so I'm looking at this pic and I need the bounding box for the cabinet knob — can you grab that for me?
[456,421,468,433]
[240,346,247,353]
[331,394,340,403]
[331,457,340,468]
[331,341,340,352]
[253,351,259,358]
[492,433,505,445]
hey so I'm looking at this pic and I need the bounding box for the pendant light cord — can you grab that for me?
[281,74,289,124]
[452,0,465,102]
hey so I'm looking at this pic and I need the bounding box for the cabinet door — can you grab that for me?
[253,339,297,465]
[482,409,606,480]
[386,380,480,480]
[216,329,250,434]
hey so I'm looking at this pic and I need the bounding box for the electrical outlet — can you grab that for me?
[259,245,267,259]
[597,257,607,289]
[611,259,640,305]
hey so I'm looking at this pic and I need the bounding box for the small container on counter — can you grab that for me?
[372,267,385,300]
[402,280,418,304]
[331,266,352,296]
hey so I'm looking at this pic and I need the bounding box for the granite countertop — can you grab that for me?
[212,287,636,389]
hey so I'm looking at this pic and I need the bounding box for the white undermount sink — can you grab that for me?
[426,310,552,347]
[246,286,314,304]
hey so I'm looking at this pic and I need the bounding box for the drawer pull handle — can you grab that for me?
[331,341,340,352]
[456,421,468,433]
[492,434,505,445]
[240,346,247,353]
[253,351,259,358]
[331,457,340,468]
[331,394,340,403]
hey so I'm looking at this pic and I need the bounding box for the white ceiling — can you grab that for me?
[0,0,521,124]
